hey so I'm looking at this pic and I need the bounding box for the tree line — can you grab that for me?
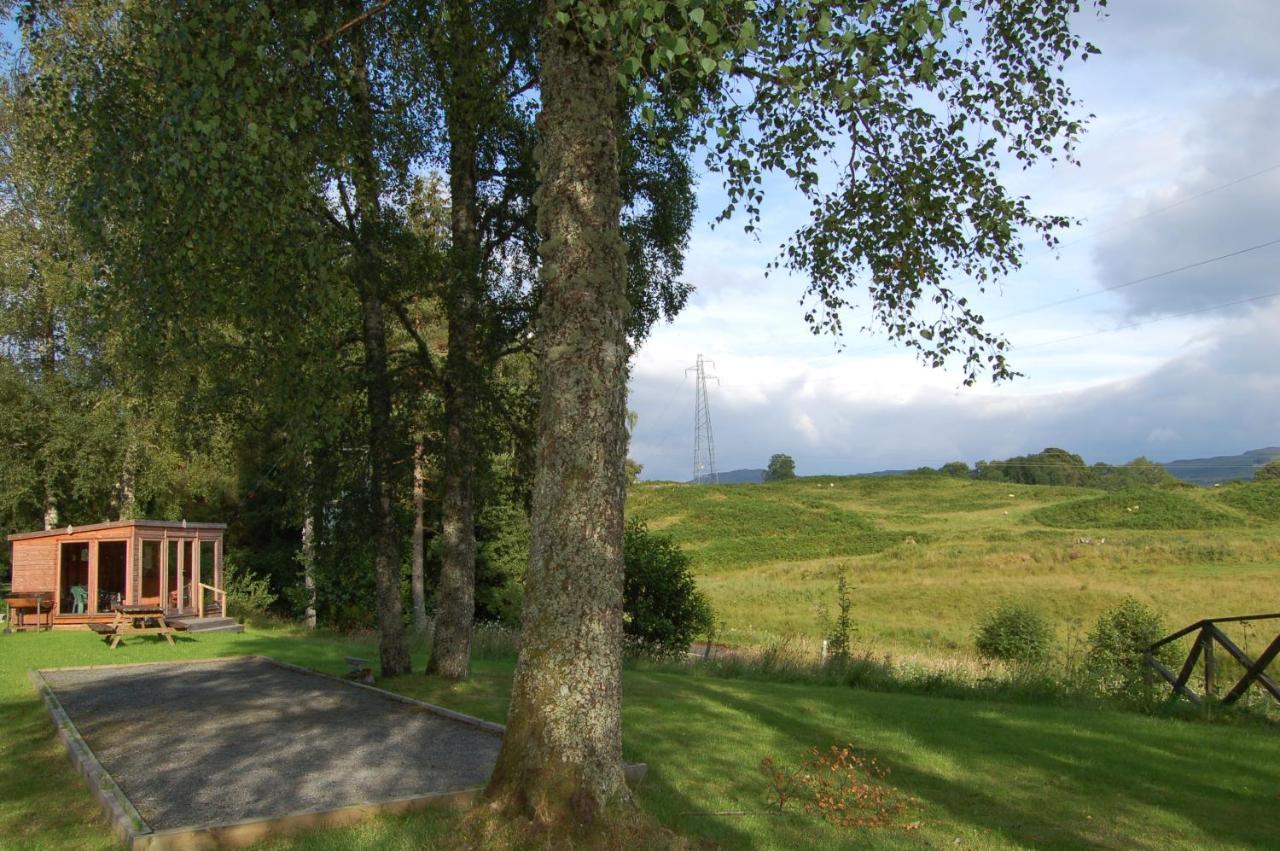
[916,448,1181,489]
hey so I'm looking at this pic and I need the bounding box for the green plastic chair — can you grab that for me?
[70,585,88,614]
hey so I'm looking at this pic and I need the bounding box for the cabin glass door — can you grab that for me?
[97,541,127,612]
[181,541,194,611]
[58,542,89,615]
[140,541,162,606]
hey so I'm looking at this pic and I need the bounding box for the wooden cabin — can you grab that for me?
[6,520,226,629]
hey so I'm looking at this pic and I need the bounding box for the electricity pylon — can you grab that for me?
[686,355,719,484]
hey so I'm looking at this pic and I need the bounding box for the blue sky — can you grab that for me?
[629,0,1280,480]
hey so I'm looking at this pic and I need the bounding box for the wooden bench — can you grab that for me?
[87,622,119,646]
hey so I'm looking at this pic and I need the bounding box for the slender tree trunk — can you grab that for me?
[348,2,411,677]
[411,439,429,633]
[117,439,137,521]
[42,490,58,530]
[40,301,58,530]
[428,2,483,679]
[485,10,631,827]
[302,507,317,630]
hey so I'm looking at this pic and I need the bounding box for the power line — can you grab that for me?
[1038,161,1280,254]
[1018,289,1280,351]
[997,236,1280,321]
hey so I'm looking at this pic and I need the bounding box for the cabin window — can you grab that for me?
[98,541,127,612]
[141,541,161,604]
[59,542,90,614]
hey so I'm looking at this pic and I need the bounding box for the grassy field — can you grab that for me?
[627,476,1280,655]
[3,627,1278,849]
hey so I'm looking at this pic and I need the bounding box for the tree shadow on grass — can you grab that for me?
[667,675,1278,849]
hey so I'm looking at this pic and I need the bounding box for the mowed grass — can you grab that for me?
[4,628,1279,849]
[628,476,1280,651]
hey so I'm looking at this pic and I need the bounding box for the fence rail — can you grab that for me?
[1145,613,1280,706]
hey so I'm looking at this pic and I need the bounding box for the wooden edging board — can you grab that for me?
[31,655,648,850]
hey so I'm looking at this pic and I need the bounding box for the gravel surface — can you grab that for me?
[40,657,502,831]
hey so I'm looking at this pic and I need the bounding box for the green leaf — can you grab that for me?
[700,56,717,75]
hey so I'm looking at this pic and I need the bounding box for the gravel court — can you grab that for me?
[38,656,503,832]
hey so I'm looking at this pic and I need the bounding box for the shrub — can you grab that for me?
[1255,459,1280,481]
[623,519,713,654]
[975,602,1052,665]
[824,575,855,663]
[223,552,278,622]
[1085,597,1176,700]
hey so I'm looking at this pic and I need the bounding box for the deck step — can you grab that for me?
[169,616,243,633]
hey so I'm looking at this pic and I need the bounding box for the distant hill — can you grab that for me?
[690,468,766,484]
[1160,447,1280,485]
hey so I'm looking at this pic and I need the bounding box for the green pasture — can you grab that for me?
[628,477,1280,652]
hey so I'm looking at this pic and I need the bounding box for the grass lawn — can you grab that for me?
[627,477,1280,653]
[3,627,1277,849]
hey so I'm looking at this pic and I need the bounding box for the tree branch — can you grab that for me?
[391,299,440,383]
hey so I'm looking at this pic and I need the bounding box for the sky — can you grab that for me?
[628,0,1280,481]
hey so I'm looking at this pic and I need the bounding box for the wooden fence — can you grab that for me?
[1145,613,1280,707]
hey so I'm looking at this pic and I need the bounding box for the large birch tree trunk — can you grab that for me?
[485,7,631,826]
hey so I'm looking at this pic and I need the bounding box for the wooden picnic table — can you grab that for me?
[87,605,187,649]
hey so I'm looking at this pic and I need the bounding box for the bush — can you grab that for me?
[223,552,278,622]
[1254,459,1280,481]
[624,519,713,655]
[975,602,1052,665]
[1085,597,1175,700]
[824,575,855,663]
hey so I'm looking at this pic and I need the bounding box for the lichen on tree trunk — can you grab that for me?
[484,5,631,827]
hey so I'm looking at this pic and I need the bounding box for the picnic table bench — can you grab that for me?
[89,606,187,649]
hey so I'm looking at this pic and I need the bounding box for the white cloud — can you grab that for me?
[627,1,1280,481]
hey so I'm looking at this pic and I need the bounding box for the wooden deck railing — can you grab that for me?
[196,583,228,620]
[1145,613,1280,706]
